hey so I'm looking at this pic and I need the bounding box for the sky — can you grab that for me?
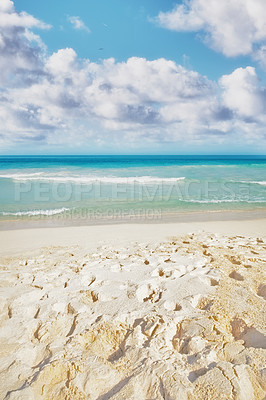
[1,0,266,154]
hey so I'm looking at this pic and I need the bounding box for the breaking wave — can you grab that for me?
[0,173,186,184]
[0,208,70,216]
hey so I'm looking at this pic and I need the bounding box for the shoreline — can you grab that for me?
[1,207,266,232]
[1,215,266,257]
[1,203,266,398]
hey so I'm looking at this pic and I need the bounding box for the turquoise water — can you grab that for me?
[0,155,266,221]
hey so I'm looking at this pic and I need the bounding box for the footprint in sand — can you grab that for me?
[229,271,244,281]
[151,267,173,278]
[164,300,182,311]
[226,255,241,265]
[136,283,162,303]
[209,278,219,286]
[257,284,266,300]
[231,318,266,349]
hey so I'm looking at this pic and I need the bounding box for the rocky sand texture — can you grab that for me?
[0,232,265,399]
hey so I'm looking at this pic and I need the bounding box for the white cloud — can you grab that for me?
[0,0,14,13]
[155,0,266,57]
[68,16,90,33]
[219,67,266,119]
[4,54,215,133]
[2,48,266,148]
[46,48,78,76]
[0,0,50,29]
[0,0,50,84]
[0,0,266,150]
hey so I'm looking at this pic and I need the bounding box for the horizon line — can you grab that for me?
[0,154,266,157]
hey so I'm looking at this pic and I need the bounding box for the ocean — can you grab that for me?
[0,155,266,223]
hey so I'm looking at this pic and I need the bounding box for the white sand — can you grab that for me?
[0,221,266,399]
[1,218,266,256]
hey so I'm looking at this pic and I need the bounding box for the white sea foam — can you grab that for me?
[0,173,185,184]
[236,180,266,186]
[0,172,44,179]
[249,181,266,186]
[181,199,266,203]
[1,208,70,216]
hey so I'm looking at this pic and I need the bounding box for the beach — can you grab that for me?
[0,155,266,399]
[0,219,266,399]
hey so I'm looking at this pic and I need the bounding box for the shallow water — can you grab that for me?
[0,155,266,221]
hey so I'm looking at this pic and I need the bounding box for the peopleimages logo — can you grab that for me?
[61,208,163,220]
[14,179,252,203]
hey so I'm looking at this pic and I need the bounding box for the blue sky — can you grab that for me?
[15,0,253,79]
[1,0,266,154]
